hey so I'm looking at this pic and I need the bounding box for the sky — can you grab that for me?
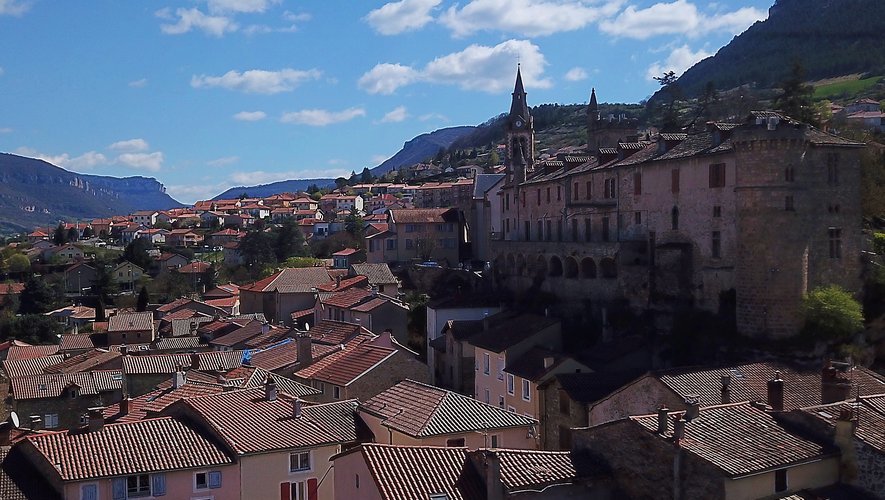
[0,0,772,204]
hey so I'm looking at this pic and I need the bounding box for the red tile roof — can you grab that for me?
[0,283,25,295]
[307,320,371,346]
[10,370,123,400]
[58,334,98,352]
[23,417,233,480]
[6,345,60,361]
[43,349,122,374]
[241,267,333,293]
[389,208,454,224]
[362,380,536,438]
[108,312,154,332]
[321,287,372,309]
[212,320,283,348]
[247,339,337,372]
[483,449,591,491]
[122,351,244,375]
[178,261,211,274]
[2,355,65,378]
[303,344,397,387]
[315,275,368,292]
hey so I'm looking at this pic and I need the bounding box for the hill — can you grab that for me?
[0,153,182,232]
[671,0,885,98]
[213,178,335,200]
[370,126,476,176]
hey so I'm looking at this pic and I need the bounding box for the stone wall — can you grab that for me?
[853,440,885,497]
[347,351,429,402]
[539,380,589,450]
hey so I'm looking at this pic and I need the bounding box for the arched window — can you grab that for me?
[580,258,597,279]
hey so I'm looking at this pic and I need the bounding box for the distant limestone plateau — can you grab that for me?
[212,126,476,200]
[0,153,182,232]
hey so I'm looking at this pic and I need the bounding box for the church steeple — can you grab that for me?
[509,65,530,124]
[588,87,599,121]
[505,65,534,185]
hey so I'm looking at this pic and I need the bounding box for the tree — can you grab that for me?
[19,275,61,314]
[0,315,62,345]
[53,222,67,245]
[123,238,153,271]
[90,262,119,304]
[136,285,150,312]
[775,62,816,125]
[239,231,276,269]
[802,285,863,343]
[66,227,79,242]
[82,226,94,239]
[334,177,348,191]
[344,208,365,243]
[487,149,500,168]
[274,218,307,262]
[652,71,684,131]
[359,167,373,184]
[6,254,31,278]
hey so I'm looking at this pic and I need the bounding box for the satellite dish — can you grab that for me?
[8,411,20,429]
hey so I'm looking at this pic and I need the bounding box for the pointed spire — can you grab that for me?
[588,87,599,121]
[509,66,530,122]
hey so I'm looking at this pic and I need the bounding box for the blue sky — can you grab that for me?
[0,0,771,204]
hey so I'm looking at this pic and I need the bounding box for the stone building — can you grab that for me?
[491,69,865,338]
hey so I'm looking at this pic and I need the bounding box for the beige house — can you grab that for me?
[107,311,155,345]
[365,208,466,265]
[240,267,334,325]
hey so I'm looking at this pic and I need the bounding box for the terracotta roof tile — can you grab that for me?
[6,345,59,361]
[321,288,372,309]
[486,448,593,490]
[24,417,233,481]
[389,208,456,224]
[3,355,65,378]
[241,267,332,293]
[246,339,337,372]
[307,320,370,345]
[58,334,98,352]
[108,312,153,332]
[211,320,283,348]
[43,349,122,374]
[307,344,396,386]
[315,275,368,292]
[11,370,123,400]
[122,351,243,375]
[152,336,203,351]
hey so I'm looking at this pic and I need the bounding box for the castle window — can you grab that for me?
[585,181,592,200]
[585,218,592,242]
[713,205,722,218]
[602,217,610,242]
[525,221,531,241]
[633,172,642,195]
[505,193,510,211]
[827,153,840,185]
[828,228,842,259]
[785,196,795,211]
[671,206,679,231]
[671,169,680,193]
[537,221,543,241]
[604,178,616,199]
[712,231,721,259]
[545,220,552,241]
[573,182,579,201]
[546,187,551,203]
[556,220,563,242]
[571,219,578,241]
[785,166,795,182]
[634,212,641,225]
[709,163,726,188]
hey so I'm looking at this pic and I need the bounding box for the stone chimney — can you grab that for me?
[821,361,853,404]
[673,417,686,445]
[485,451,504,500]
[293,398,302,419]
[683,396,700,421]
[87,407,105,432]
[119,344,128,355]
[172,369,186,389]
[657,407,669,434]
[543,356,555,369]
[297,334,312,365]
[261,322,271,334]
[120,396,131,416]
[190,352,200,370]
[768,371,784,412]
[265,377,278,401]
[835,407,859,482]
[335,275,342,288]
[720,374,732,404]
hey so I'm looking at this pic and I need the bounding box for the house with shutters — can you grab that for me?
[16,415,239,500]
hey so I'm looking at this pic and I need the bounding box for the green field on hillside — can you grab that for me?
[813,76,883,100]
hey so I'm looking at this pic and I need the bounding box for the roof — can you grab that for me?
[6,344,59,361]
[24,417,233,481]
[178,261,211,274]
[0,283,24,295]
[332,248,360,256]
[473,173,505,199]
[152,336,203,351]
[58,334,98,352]
[43,349,122,374]
[503,347,581,382]
[468,313,559,353]
[247,339,337,372]
[302,344,397,387]
[337,443,483,500]
[315,275,368,292]
[362,380,535,438]
[211,320,283,348]
[306,320,369,345]
[632,402,833,477]
[321,287,372,309]
[483,448,593,491]
[389,208,456,224]
[800,396,885,452]
[176,388,358,454]
[241,267,332,293]
[2,355,65,378]
[108,311,154,332]
[350,263,397,285]
[10,370,123,400]
[550,371,639,404]
[122,351,244,375]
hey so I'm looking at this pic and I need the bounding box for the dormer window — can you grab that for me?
[70,387,80,398]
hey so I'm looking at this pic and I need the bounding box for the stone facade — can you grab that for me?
[538,378,589,450]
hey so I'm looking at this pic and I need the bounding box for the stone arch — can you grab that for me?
[533,254,548,277]
[506,253,516,275]
[516,254,526,276]
[549,256,563,277]
[600,257,618,279]
[580,257,597,279]
[564,257,579,279]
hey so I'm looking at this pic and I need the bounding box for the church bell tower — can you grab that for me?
[505,65,534,184]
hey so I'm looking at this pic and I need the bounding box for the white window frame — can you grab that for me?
[506,373,514,395]
[127,473,151,498]
[289,480,307,500]
[482,353,490,375]
[195,471,209,490]
[490,434,500,448]
[44,413,59,429]
[522,379,531,401]
[289,450,311,473]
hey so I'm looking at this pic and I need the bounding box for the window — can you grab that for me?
[557,186,561,201]
[545,220,551,241]
[559,389,570,415]
[524,221,531,241]
[602,217,610,242]
[573,182,579,200]
[546,187,551,203]
[506,373,514,395]
[709,163,726,188]
[79,413,88,425]
[671,206,679,231]
[521,191,525,207]
[585,218,592,242]
[289,451,311,472]
[522,379,531,401]
[604,178,616,199]
[634,211,641,225]
[484,388,490,404]
[585,181,592,200]
[385,239,396,250]
[333,386,341,399]
[827,153,840,185]
[316,381,325,394]
[80,484,98,500]
[430,494,450,500]
[127,474,151,498]
[44,413,59,429]
[775,469,788,493]
[498,395,505,408]
[405,239,413,249]
[785,196,794,211]
[712,231,721,259]
[713,205,721,218]
[571,219,578,241]
[785,166,795,182]
[356,474,360,489]
[537,189,541,206]
[829,228,842,259]
[483,353,490,375]
[505,193,510,211]
[671,169,680,193]
[556,221,563,242]
[537,221,543,241]
[446,437,466,447]
[282,480,309,500]
[490,434,500,448]
[195,472,208,489]
[633,172,642,195]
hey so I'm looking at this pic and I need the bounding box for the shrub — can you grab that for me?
[802,285,864,343]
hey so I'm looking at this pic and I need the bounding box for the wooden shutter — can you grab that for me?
[81,484,98,500]
[308,478,319,500]
[112,478,126,500]
[280,482,291,500]
[151,473,167,496]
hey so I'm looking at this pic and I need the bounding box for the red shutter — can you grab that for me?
[308,478,318,500]
[280,482,290,500]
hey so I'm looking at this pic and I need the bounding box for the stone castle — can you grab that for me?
[489,68,865,338]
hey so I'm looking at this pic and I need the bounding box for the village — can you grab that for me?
[0,69,882,499]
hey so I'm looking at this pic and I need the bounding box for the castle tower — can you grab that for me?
[586,87,637,156]
[586,87,600,153]
[505,66,534,184]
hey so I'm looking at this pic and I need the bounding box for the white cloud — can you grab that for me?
[108,138,149,152]
[419,113,449,122]
[191,68,321,94]
[280,107,366,127]
[128,78,148,88]
[0,127,12,134]
[116,152,164,172]
[14,147,109,170]
[359,39,549,95]
[233,110,267,121]
[365,0,441,35]
[0,67,4,76]
[645,44,712,80]
[166,182,230,204]
[440,0,623,37]
[600,0,765,40]
[564,67,588,81]
[283,11,310,23]
[207,0,280,14]
[156,7,238,37]
[380,106,409,123]
[207,156,240,167]
[370,154,389,165]
[0,0,32,16]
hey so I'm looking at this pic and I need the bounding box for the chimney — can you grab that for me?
[119,344,128,355]
[821,361,853,404]
[335,275,342,288]
[673,417,686,445]
[768,371,784,412]
[172,369,186,389]
[297,334,312,365]
[683,396,700,421]
[87,407,105,432]
[485,451,504,500]
[543,356,555,369]
[261,322,271,335]
[293,398,303,419]
[217,372,228,385]
[265,377,278,401]
[190,352,200,370]
[120,396,131,415]
[657,406,669,434]
[835,407,859,482]
[720,374,732,404]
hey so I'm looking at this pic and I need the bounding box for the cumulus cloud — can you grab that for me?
[600,0,765,40]
[0,0,32,16]
[128,78,148,88]
[440,0,623,37]
[233,110,267,121]
[359,39,549,95]
[116,152,164,172]
[191,68,321,94]
[156,7,238,37]
[0,127,12,134]
[207,156,240,167]
[280,107,366,127]
[380,106,409,123]
[14,147,109,171]
[564,67,588,81]
[645,44,712,80]
[365,0,441,35]
[419,113,449,122]
[207,0,280,14]
[108,138,149,152]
